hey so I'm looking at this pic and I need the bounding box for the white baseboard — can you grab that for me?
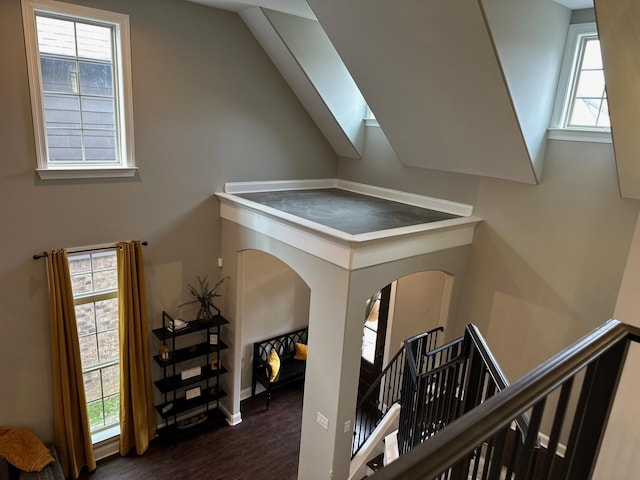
[222,386,265,424]
[220,402,242,426]
[509,423,566,459]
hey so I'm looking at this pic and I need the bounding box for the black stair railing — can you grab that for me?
[397,324,528,456]
[398,334,464,454]
[371,319,640,480]
[352,326,443,457]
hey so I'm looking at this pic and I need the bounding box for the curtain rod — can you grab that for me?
[32,241,148,260]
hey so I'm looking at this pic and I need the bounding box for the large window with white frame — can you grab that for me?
[68,249,120,441]
[549,22,611,142]
[21,0,136,179]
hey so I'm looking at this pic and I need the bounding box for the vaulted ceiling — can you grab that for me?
[187,0,640,200]
[305,0,566,185]
[189,0,594,14]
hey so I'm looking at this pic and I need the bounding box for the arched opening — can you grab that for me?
[237,249,310,403]
[359,284,393,402]
[382,269,453,363]
[352,270,455,468]
[358,270,454,394]
[232,249,311,477]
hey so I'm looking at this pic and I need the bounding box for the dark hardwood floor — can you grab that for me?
[79,382,303,480]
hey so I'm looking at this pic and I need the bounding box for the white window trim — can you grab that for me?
[548,127,611,144]
[21,0,137,179]
[549,22,611,144]
[92,424,120,454]
[364,106,379,127]
[364,118,380,128]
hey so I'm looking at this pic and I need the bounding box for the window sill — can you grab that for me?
[92,425,120,461]
[37,166,138,180]
[91,424,120,445]
[547,128,612,144]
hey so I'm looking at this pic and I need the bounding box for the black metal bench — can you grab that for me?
[252,327,308,410]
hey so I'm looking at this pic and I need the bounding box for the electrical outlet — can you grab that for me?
[317,412,329,430]
[217,257,223,268]
[344,420,351,433]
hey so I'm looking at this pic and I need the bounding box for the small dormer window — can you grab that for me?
[549,22,611,143]
[563,30,608,129]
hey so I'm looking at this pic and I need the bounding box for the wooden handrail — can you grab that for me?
[372,319,640,479]
[465,324,530,440]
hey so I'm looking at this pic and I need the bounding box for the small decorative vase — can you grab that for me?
[197,304,214,324]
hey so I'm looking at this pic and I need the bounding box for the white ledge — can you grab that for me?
[217,179,481,270]
[547,128,612,144]
[223,179,473,216]
[37,166,138,180]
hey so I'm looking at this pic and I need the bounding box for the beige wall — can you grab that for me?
[239,250,310,393]
[612,212,640,326]
[592,212,640,478]
[341,128,481,205]
[340,129,640,384]
[388,271,450,355]
[0,0,336,442]
[463,139,639,380]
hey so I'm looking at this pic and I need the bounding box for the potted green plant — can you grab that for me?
[179,275,229,323]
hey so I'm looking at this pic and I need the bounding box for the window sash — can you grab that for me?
[21,0,136,179]
[564,36,608,130]
[36,13,121,165]
[68,248,120,434]
[74,289,117,306]
[550,22,610,133]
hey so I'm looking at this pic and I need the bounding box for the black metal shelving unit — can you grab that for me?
[153,309,229,442]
